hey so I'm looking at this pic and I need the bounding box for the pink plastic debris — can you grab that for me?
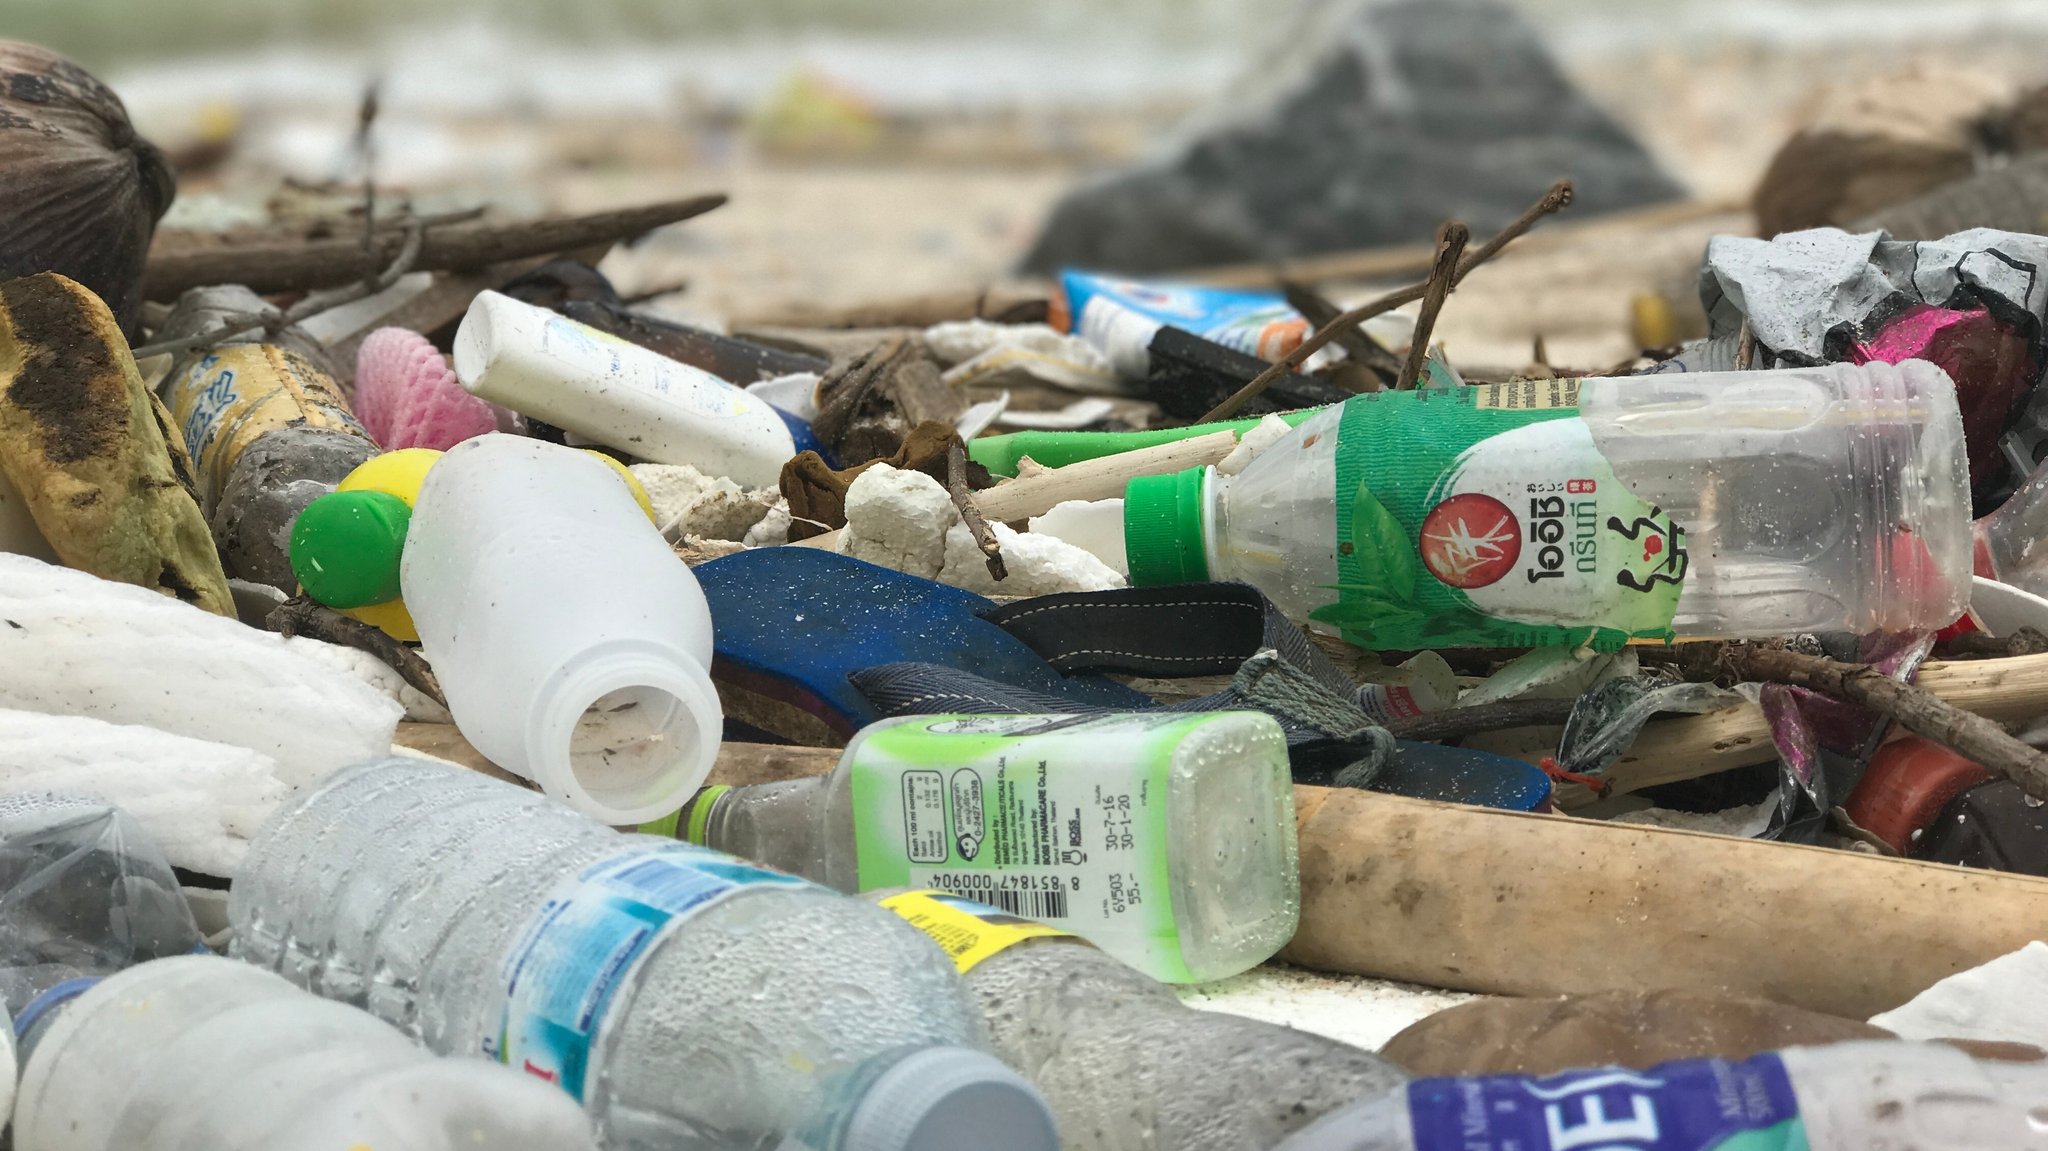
[353,327,499,451]
[1848,305,2037,493]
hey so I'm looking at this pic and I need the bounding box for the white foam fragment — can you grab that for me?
[743,500,793,548]
[0,555,402,788]
[1871,941,2048,1047]
[1218,414,1295,476]
[630,462,778,542]
[939,522,1125,596]
[1028,498,1128,576]
[0,708,289,876]
[839,464,956,580]
[1178,963,1481,1052]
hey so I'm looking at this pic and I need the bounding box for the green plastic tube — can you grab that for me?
[967,408,1323,477]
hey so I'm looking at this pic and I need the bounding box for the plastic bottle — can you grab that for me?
[873,888,1406,1151]
[399,434,721,823]
[11,954,600,1151]
[1972,454,2048,600]
[681,711,1299,984]
[0,793,201,1017]
[1052,270,1313,379]
[1272,1041,2048,1151]
[154,285,379,589]
[1123,365,1972,651]
[227,757,1057,1151]
[453,290,797,487]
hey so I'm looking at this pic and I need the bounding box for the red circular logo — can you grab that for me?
[1419,494,1521,588]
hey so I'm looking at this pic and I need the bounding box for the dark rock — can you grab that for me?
[1021,0,1683,276]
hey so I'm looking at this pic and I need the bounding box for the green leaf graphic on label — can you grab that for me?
[1345,482,1419,605]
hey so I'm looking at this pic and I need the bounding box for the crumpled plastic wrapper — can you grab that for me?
[1552,670,1746,781]
[0,42,173,338]
[1650,228,2048,495]
[1735,631,1933,841]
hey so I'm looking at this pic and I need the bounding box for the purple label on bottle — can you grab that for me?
[1409,1054,1808,1151]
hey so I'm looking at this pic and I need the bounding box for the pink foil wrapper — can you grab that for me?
[1849,304,2037,492]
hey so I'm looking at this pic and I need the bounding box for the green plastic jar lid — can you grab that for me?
[289,489,412,609]
[1122,467,1210,587]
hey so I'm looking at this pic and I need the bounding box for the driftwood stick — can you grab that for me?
[947,436,1007,581]
[268,597,447,708]
[131,222,427,362]
[1197,181,1573,421]
[1724,645,2048,802]
[144,193,728,299]
[1396,221,1469,389]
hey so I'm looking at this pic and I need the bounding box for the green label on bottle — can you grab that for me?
[1317,382,1686,651]
[846,713,1193,983]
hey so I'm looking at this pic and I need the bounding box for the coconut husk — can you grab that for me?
[0,273,233,615]
[0,42,174,339]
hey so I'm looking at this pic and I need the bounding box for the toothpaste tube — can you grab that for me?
[1053,270,1312,379]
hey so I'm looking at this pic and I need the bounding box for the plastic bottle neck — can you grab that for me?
[523,641,724,827]
[683,775,833,880]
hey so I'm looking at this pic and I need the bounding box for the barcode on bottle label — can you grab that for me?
[952,884,1069,920]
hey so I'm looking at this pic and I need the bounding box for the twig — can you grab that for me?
[1735,319,1756,371]
[1939,627,2048,660]
[267,597,447,708]
[1281,281,1390,367]
[1383,697,1578,743]
[947,436,1007,581]
[1723,645,2048,802]
[131,221,427,362]
[1197,180,1574,421]
[1397,221,1468,389]
[355,79,382,258]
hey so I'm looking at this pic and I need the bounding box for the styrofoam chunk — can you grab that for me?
[0,708,289,876]
[0,555,403,787]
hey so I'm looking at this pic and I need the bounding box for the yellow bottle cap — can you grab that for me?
[341,597,419,643]
[338,448,444,507]
[586,451,658,524]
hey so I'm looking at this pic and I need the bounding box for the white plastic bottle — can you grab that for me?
[454,290,796,487]
[11,954,599,1151]
[1274,1041,2048,1150]
[873,889,1405,1151]
[681,711,1299,984]
[227,757,1057,1151]
[401,433,723,824]
[1123,364,1972,650]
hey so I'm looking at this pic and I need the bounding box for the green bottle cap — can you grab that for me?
[1122,467,1211,586]
[289,490,411,609]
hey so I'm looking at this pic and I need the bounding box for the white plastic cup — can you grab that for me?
[402,435,723,824]
[453,290,797,487]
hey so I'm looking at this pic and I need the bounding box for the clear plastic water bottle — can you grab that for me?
[1973,455,2048,598]
[11,954,599,1151]
[872,889,1406,1151]
[0,793,201,1015]
[227,758,1056,1151]
[681,712,1299,984]
[1123,364,1971,650]
[1272,1041,2048,1150]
